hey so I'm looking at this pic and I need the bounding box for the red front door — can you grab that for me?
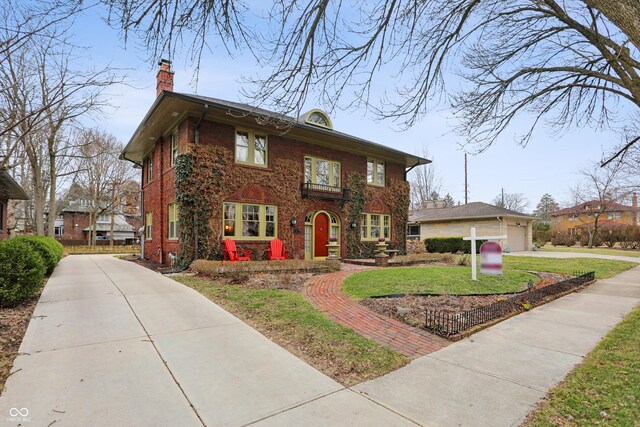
[314,213,329,257]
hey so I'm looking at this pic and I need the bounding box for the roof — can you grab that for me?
[0,170,29,200]
[409,202,537,223]
[550,200,638,216]
[121,91,431,168]
[83,215,136,232]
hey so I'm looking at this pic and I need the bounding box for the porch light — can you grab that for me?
[350,221,357,229]
[290,217,297,227]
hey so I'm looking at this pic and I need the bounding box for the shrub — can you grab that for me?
[14,236,63,275]
[533,228,551,247]
[579,233,602,248]
[0,239,46,304]
[424,237,487,254]
[551,233,576,247]
[598,227,623,248]
[405,239,426,254]
[192,259,341,277]
[619,225,640,249]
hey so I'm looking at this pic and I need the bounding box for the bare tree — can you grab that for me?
[1,10,124,235]
[100,1,640,157]
[492,192,529,213]
[75,128,136,245]
[569,159,627,248]
[408,147,442,210]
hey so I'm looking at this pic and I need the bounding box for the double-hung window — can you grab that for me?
[146,152,154,182]
[168,203,179,239]
[170,133,178,167]
[145,212,152,240]
[361,213,390,240]
[304,156,341,191]
[223,202,277,239]
[235,130,267,167]
[367,159,385,186]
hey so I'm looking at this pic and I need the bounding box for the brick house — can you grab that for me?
[121,61,429,265]
[408,202,537,252]
[0,170,29,239]
[550,196,639,235]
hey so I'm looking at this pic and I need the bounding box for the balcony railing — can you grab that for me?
[301,182,351,201]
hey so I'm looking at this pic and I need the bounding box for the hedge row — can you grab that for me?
[192,259,341,276]
[0,236,63,305]
[424,237,488,254]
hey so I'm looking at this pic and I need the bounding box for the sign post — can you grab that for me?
[463,227,507,281]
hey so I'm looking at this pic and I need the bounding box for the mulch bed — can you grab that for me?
[0,290,42,393]
[360,273,569,330]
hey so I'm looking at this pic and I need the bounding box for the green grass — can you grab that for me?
[524,305,640,426]
[343,256,637,300]
[503,256,636,279]
[343,266,537,300]
[174,276,407,386]
[540,246,640,258]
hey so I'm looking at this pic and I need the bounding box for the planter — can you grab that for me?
[326,243,340,260]
[375,242,388,254]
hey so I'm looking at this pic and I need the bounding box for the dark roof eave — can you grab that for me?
[121,92,431,167]
[0,171,29,200]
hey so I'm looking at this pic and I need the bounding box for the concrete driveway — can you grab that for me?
[2,253,639,426]
[0,255,409,427]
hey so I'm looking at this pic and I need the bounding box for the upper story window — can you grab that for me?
[146,152,154,182]
[304,156,341,191]
[608,211,621,220]
[367,159,385,186]
[361,213,390,241]
[223,202,277,240]
[301,109,333,129]
[568,213,578,222]
[170,133,178,167]
[235,130,267,167]
[97,214,109,223]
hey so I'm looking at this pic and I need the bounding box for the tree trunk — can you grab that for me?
[584,0,640,51]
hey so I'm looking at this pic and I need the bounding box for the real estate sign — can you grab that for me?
[480,241,503,275]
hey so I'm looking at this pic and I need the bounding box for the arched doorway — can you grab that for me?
[304,211,341,259]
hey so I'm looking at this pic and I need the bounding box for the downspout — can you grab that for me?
[497,216,504,249]
[404,161,421,180]
[193,104,209,261]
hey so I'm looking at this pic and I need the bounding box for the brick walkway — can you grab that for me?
[304,269,449,358]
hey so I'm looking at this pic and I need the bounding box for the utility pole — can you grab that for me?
[501,188,504,207]
[464,153,468,204]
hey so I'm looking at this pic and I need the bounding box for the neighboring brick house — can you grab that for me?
[121,61,429,264]
[0,170,29,239]
[550,196,639,235]
[408,202,537,252]
[54,200,139,243]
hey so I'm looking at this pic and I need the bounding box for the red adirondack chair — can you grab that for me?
[267,238,289,260]
[223,238,252,262]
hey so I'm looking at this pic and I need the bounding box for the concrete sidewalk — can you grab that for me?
[354,265,640,426]
[506,250,640,264]
[2,254,639,426]
[0,255,408,427]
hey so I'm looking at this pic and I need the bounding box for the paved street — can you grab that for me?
[1,254,638,426]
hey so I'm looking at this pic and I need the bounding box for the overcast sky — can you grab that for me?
[71,5,625,213]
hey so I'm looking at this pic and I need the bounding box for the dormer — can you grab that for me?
[299,109,333,129]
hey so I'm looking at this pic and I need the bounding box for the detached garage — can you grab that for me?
[408,202,537,252]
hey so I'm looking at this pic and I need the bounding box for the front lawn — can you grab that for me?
[343,267,537,300]
[503,256,636,279]
[540,246,640,258]
[343,256,637,301]
[174,275,408,386]
[524,305,640,426]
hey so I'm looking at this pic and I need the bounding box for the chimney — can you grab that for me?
[156,59,174,96]
[633,193,638,209]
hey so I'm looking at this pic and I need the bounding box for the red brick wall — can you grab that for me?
[142,116,407,264]
[60,212,91,240]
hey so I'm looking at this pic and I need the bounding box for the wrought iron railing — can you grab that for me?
[300,182,351,200]
[425,271,595,337]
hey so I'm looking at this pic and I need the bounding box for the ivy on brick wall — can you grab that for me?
[175,144,305,263]
[340,172,410,259]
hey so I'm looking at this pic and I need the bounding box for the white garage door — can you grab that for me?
[507,225,526,252]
